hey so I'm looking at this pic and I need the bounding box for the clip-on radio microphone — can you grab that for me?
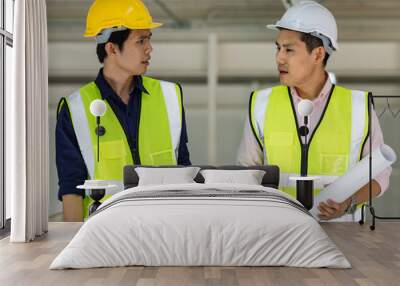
[289,99,318,210]
[85,99,107,215]
[90,99,107,161]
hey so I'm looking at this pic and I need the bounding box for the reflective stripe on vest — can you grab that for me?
[349,90,368,167]
[160,80,182,160]
[65,77,182,180]
[68,90,96,179]
[250,85,369,192]
[251,88,272,164]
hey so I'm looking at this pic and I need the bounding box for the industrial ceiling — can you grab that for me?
[46,0,400,41]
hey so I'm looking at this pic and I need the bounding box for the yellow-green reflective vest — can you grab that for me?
[249,85,369,199]
[63,76,183,217]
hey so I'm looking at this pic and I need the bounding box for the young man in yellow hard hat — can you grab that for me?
[237,0,391,221]
[56,0,191,221]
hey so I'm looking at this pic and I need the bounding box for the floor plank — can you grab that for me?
[1,222,400,286]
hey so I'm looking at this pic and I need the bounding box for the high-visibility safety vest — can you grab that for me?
[249,85,369,201]
[61,76,183,217]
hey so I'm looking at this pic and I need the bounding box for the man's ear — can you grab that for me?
[313,46,326,65]
[105,42,117,58]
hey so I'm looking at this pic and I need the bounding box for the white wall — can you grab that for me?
[49,41,400,78]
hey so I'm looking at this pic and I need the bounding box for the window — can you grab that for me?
[5,44,11,220]
[1,0,14,232]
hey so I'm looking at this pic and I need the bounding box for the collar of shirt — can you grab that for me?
[290,74,333,105]
[94,68,149,104]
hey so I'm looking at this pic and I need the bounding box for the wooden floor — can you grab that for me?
[0,222,400,286]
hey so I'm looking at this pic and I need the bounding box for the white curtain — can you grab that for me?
[7,0,49,242]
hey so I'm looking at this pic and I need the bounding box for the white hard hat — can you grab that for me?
[267,0,338,54]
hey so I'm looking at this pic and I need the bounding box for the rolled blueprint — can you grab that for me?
[310,144,397,216]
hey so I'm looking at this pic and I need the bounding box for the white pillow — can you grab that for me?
[200,169,266,185]
[135,167,201,186]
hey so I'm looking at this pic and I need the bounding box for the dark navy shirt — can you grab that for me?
[56,69,191,200]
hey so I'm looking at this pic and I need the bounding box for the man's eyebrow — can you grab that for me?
[275,42,294,48]
[142,32,153,38]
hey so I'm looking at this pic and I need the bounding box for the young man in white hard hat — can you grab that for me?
[56,0,191,221]
[237,0,391,221]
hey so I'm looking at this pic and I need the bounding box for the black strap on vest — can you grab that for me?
[288,85,336,176]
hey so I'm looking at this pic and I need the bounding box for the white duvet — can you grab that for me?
[50,183,350,269]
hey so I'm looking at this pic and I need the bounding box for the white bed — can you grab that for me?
[50,183,351,269]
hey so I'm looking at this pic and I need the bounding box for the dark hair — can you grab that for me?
[299,32,330,66]
[96,29,132,63]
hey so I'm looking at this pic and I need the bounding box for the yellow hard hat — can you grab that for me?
[84,0,162,40]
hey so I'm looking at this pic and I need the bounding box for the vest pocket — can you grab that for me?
[320,154,348,175]
[95,140,128,180]
[150,149,175,165]
[98,140,127,159]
